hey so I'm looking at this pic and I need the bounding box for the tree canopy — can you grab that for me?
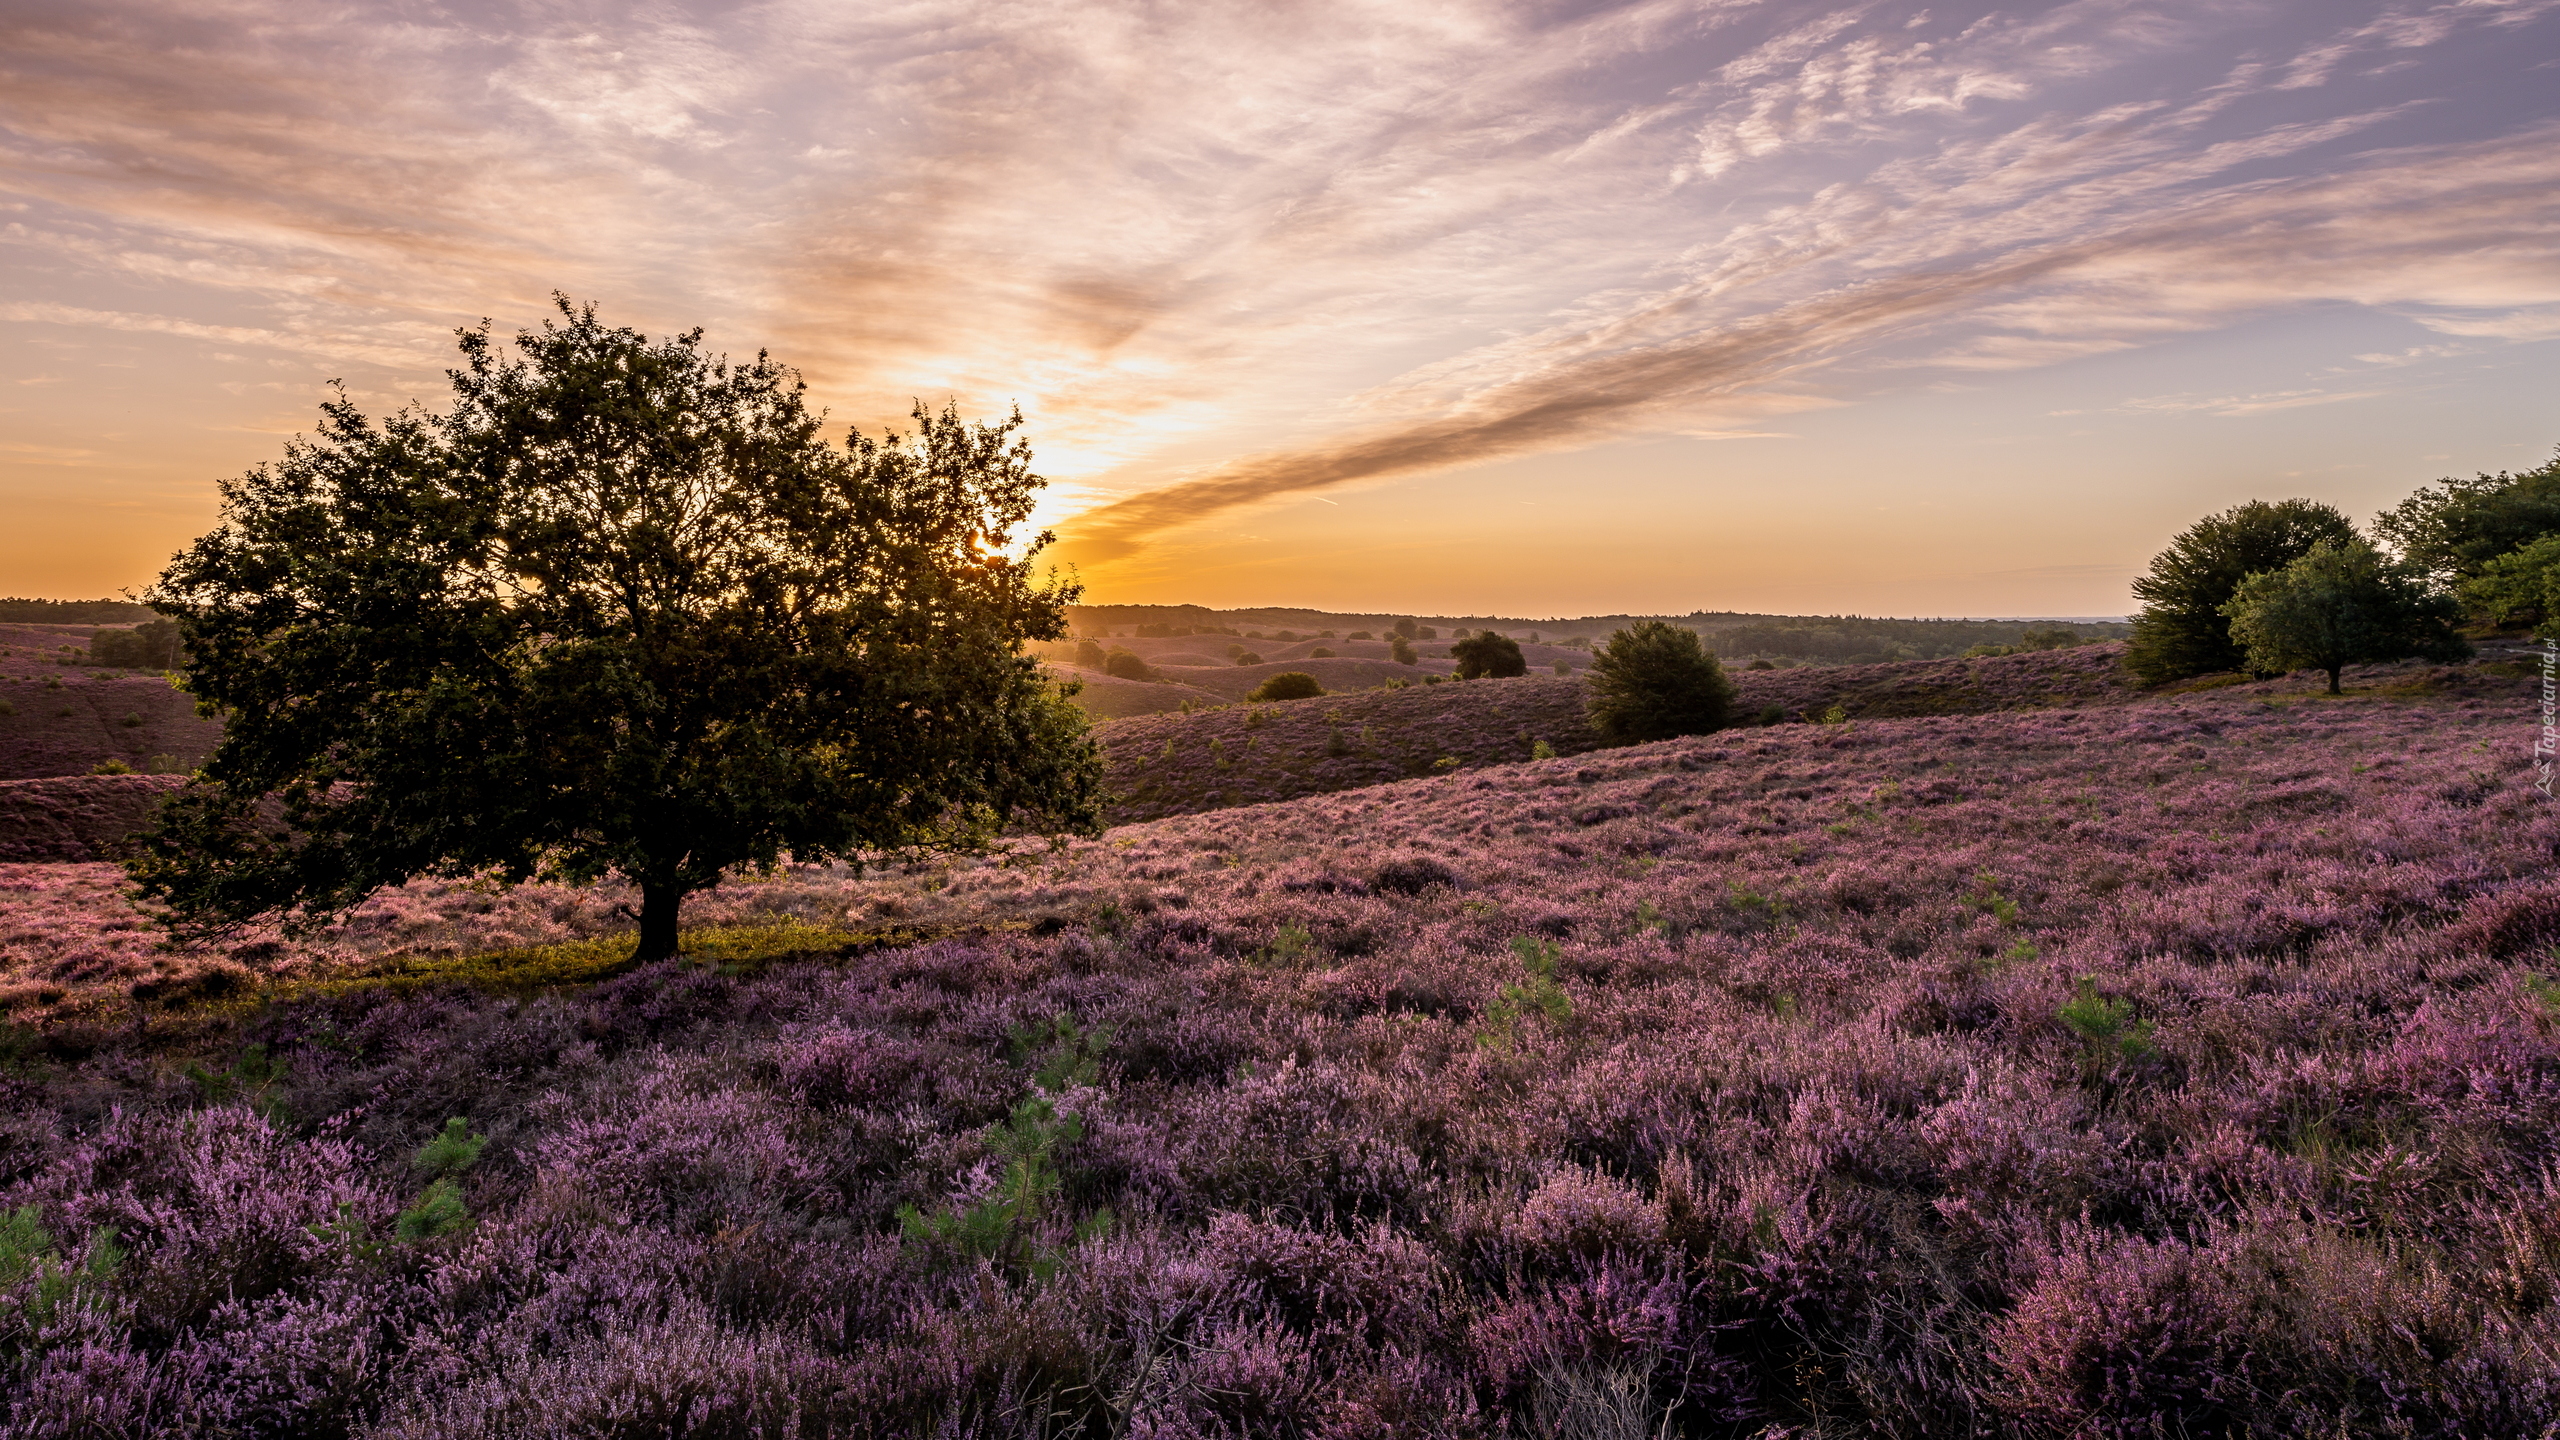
[132,299,1102,961]
[1245,672,1323,702]
[1584,621,1734,744]
[2125,499,2360,685]
[2221,539,2470,694]
[2372,449,2560,581]
[1449,632,1526,679]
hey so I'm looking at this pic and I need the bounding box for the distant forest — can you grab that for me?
[0,598,154,624]
[1067,604,2132,665]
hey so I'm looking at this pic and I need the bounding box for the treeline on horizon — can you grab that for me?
[1069,603,2132,666]
[0,598,155,625]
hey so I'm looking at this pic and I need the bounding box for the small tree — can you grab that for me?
[1104,648,1155,681]
[1073,639,1107,669]
[132,300,1103,962]
[1392,619,1417,641]
[1449,632,1526,679]
[2126,499,2360,684]
[1389,636,1417,666]
[2221,540,2470,694]
[1246,672,1323,702]
[1233,652,1262,666]
[1584,621,1734,743]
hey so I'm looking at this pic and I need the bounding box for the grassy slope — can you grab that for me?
[1091,642,2163,825]
[0,624,220,782]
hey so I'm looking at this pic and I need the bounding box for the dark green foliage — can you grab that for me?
[395,1116,486,1242]
[1481,936,1572,1048]
[1756,703,1784,726]
[1073,639,1106,669]
[1583,620,1734,744]
[130,299,1102,962]
[2222,539,2470,694]
[1449,632,1526,679]
[183,1043,289,1123]
[2125,499,2361,684]
[1247,672,1323,702]
[2372,448,2560,580]
[2018,626,2082,650]
[0,1205,123,1338]
[1233,651,1262,667]
[1389,636,1417,665]
[1345,630,1373,641]
[413,1117,486,1179]
[88,619,186,670]
[1307,646,1334,658]
[1104,647,1155,680]
[1392,619,1417,640]
[2058,976,2154,1066]
[899,1016,1114,1279]
[2455,534,2560,628]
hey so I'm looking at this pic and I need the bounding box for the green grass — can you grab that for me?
[158,920,956,1018]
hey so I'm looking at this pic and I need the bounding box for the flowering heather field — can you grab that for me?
[2,668,2557,1435]
[1095,643,2234,825]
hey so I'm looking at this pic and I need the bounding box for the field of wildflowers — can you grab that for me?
[0,626,219,785]
[1,660,2556,1435]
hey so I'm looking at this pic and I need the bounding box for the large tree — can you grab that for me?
[2221,539,2470,694]
[2124,499,2360,684]
[2372,448,2560,581]
[133,300,1103,961]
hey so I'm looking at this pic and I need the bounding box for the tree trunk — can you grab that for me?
[2326,665,2343,695]
[635,880,686,962]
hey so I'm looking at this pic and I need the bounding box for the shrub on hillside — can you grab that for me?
[1234,652,1262,667]
[1308,647,1335,658]
[2126,499,2360,684]
[1346,630,1373,641]
[1105,648,1156,681]
[1390,637,1417,666]
[2019,626,2082,650]
[1075,639,1107,668]
[1584,620,1734,743]
[2222,540,2470,694]
[1246,673,1323,702]
[1450,633,1527,680]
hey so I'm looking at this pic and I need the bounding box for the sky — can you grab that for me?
[2,0,2556,618]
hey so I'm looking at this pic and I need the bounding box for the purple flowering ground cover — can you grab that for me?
[3,671,2560,1435]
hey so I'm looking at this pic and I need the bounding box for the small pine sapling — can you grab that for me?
[2058,977,2155,1066]
[1482,936,1574,1048]
[397,1116,485,1242]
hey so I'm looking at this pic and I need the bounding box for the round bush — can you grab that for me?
[1449,633,1526,679]
[1104,648,1155,681]
[1584,621,1734,743]
[1247,672,1323,702]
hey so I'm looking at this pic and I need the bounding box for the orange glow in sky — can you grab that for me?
[4,1,2556,616]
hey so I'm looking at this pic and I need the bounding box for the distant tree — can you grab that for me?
[89,618,186,670]
[1308,647,1335,658]
[1247,672,1323,702]
[2373,448,2560,580]
[2018,626,2081,650]
[1389,636,1417,666]
[1553,660,1572,676]
[2456,534,2560,629]
[1105,648,1156,681]
[1417,626,1437,640]
[1234,652,1262,666]
[1392,619,1417,641]
[2221,540,2470,694]
[1450,632,1527,679]
[1746,658,1775,670]
[1225,642,1247,659]
[1584,621,1735,743]
[1074,639,1107,669]
[2126,499,2361,684]
[131,299,1102,962]
[1346,630,1373,641]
